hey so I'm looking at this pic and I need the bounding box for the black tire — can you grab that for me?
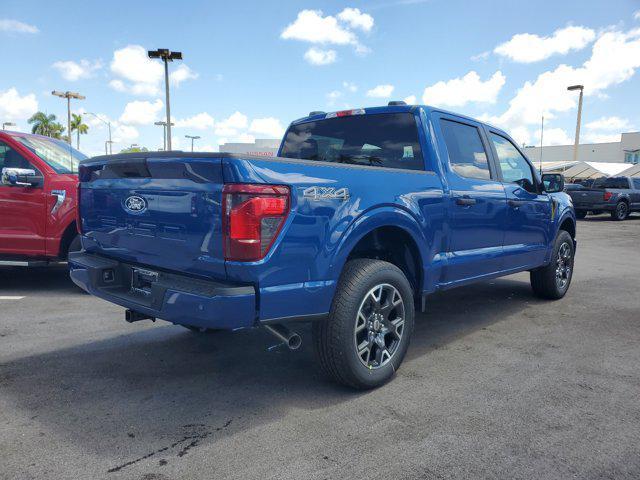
[611,201,628,221]
[67,235,82,257]
[530,230,574,300]
[575,210,587,219]
[312,259,414,389]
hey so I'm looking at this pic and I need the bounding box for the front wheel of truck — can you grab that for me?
[312,259,414,390]
[530,230,574,300]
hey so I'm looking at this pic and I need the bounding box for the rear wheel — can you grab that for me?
[530,230,574,300]
[611,201,628,221]
[312,259,414,389]
[575,210,587,219]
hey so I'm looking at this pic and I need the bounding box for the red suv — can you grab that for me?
[0,131,87,266]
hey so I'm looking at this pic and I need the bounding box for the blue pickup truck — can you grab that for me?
[69,103,576,389]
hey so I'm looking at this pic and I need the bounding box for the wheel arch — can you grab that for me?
[58,220,79,259]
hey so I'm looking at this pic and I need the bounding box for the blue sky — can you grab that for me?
[2,0,640,155]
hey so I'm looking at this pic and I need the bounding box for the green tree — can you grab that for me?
[70,113,89,150]
[28,112,66,139]
[120,145,149,153]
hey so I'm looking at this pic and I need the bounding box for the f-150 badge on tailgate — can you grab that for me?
[303,186,350,201]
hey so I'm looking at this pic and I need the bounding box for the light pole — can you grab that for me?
[148,48,182,151]
[567,85,584,163]
[52,91,85,145]
[154,120,174,150]
[185,135,200,152]
[86,112,112,155]
[2,122,16,130]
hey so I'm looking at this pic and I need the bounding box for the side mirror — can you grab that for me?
[1,167,42,187]
[542,173,564,193]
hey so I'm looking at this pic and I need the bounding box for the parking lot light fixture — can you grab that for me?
[2,121,16,130]
[154,120,174,151]
[52,91,85,145]
[86,112,112,155]
[185,135,201,152]
[567,84,584,163]
[148,49,183,151]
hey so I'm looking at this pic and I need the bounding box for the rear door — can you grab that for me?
[0,140,46,256]
[79,155,227,279]
[631,178,640,210]
[487,130,552,270]
[435,114,508,284]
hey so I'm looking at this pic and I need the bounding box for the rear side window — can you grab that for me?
[633,178,640,189]
[439,119,491,180]
[593,177,630,189]
[280,113,424,171]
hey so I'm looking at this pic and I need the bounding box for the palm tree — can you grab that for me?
[28,112,67,139]
[70,113,89,149]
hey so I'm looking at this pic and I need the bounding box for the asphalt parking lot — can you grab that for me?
[1,216,639,480]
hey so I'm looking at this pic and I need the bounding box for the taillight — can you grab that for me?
[222,184,290,261]
[75,182,82,234]
[603,191,613,201]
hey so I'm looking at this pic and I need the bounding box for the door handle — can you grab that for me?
[508,199,527,208]
[455,196,477,206]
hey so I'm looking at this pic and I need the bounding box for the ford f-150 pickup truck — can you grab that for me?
[566,176,640,220]
[69,103,576,389]
[1,131,86,267]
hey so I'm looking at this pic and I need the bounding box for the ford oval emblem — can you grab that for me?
[124,195,147,213]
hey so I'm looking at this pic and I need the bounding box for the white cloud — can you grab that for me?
[0,88,38,121]
[404,95,417,105]
[422,71,505,107]
[119,99,163,125]
[304,47,337,65]
[471,51,491,62]
[337,8,374,32]
[249,117,285,138]
[366,84,395,98]
[112,124,139,143]
[489,27,640,132]
[170,64,198,86]
[582,132,621,143]
[342,81,358,92]
[537,127,573,146]
[585,116,632,131]
[495,25,596,63]
[281,9,356,45]
[326,90,342,106]
[0,19,38,34]
[174,112,215,130]
[214,111,248,136]
[52,59,102,81]
[110,45,196,96]
[281,8,373,61]
[634,10,640,21]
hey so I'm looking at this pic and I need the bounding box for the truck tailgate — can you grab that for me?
[569,189,605,208]
[78,155,226,279]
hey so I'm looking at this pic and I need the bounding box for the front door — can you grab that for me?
[436,116,508,284]
[487,131,552,270]
[0,141,46,256]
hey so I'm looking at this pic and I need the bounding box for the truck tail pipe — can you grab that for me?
[263,324,302,350]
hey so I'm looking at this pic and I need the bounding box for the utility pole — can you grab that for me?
[87,112,112,155]
[185,135,201,152]
[148,49,183,150]
[52,91,85,145]
[567,85,584,164]
[154,121,174,150]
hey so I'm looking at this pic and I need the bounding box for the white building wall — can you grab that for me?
[219,139,280,156]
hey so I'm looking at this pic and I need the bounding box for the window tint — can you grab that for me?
[593,177,630,189]
[0,141,31,172]
[280,113,424,171]
[633,178,640,190]
[490,133,535,191]
[439,119,491,180]
[10,134,86,174]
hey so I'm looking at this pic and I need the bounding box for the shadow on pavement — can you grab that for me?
[0,264,81,296]
[0,277,534,473]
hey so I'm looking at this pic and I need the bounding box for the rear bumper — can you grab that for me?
[68,252,256,330]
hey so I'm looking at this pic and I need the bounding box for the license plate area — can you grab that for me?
[131,267,159,297]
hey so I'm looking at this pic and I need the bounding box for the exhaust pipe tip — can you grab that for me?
[287,333,302,350]
[264,324,302,351]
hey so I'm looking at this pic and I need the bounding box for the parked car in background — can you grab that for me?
[70,103,576,389]
[0,131,86,266]
[566,176,640,220]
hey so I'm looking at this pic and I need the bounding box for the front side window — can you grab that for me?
[0,141,31,171]
[439,119,491,180]
[280,113,424,171]
[9,135,87,174]
[490,133,535,192]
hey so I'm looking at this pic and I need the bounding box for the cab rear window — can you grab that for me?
[280,113,424,171]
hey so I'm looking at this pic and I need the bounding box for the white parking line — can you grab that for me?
[0,296,25,300]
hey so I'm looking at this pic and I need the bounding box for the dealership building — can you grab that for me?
[524,132,640,164]
[219,139,280,156]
